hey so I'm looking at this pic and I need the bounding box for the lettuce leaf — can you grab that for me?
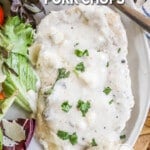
[0,16,34,57]
[0,16,38,113]
[4,53,37,91]
[2,53,38,112]
[0,92,16,120]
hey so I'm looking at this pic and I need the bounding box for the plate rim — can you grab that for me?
[124,0,150,147]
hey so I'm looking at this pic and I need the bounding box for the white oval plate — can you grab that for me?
[120,0,150,147]
[3,0,150,149]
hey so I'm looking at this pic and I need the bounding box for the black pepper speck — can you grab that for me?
[61,82,67,89]
[113,94,116,98]
[121,60,126,63]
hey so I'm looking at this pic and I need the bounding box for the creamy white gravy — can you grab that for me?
[30,4,134,150]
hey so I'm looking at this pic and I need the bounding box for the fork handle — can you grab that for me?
[114,3,150,33]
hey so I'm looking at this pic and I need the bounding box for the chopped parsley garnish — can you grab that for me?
[56,68,70,81]
[75,62,85,72]
[73,69,79,76]
[91,138,98,146]
[106,62,109,67]
[103,87,112,95]
[109,99,114,105]
[120,134,126,139]
[57,130,69,140]
[69,132,78,145]
[57,130,78,145]
[61,101,72,112]
[44,68,70,96]
[118,48,121,53]
[74,49,89,57]
[77,100,91,117]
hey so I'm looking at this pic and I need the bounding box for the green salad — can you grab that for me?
[0,16,38,116]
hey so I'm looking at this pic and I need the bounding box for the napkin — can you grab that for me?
[135,0,150,42]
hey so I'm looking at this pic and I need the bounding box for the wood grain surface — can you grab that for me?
[134,110,150,150]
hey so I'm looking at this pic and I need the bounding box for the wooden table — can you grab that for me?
[134,111,150,150]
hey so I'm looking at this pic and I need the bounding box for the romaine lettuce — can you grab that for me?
[2,53,38,112]
[0,16,38,113]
